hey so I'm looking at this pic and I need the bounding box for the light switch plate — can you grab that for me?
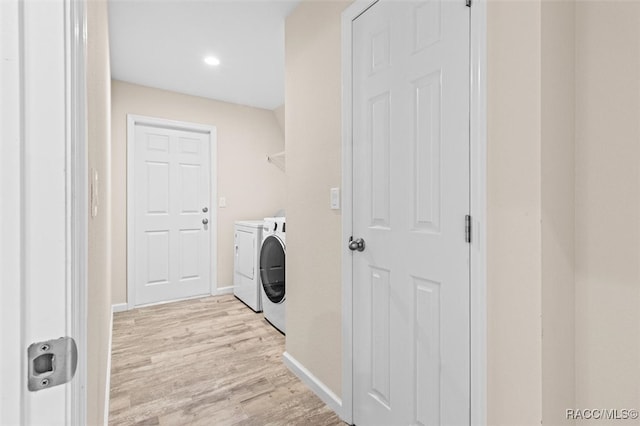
[219,197,227,208]
[330,187,340,210]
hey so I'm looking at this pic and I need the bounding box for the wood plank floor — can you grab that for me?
[109,295,345,426]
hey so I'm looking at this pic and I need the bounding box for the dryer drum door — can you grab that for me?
[260,235,285,304]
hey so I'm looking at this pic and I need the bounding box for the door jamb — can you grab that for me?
[126,115,218,310]
[0,0,87,423]
[67,0,88,423]
[340,0,487,424]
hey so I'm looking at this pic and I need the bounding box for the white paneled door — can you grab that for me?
[351,0,470,424]
[133,122,212,306]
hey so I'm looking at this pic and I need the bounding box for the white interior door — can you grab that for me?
[133,123,212,306]
[351,0,470,424]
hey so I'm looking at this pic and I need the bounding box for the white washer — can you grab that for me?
[260,217,286,333]
[233,220,264,312]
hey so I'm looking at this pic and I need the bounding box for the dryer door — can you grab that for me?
[235,229,256,279]
[260,235,285,304]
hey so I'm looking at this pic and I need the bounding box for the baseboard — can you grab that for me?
[212,285,234,296]
[111,302,128,313]
[282,351,343,420]
[104,307,114,426]
[129,290,233,311]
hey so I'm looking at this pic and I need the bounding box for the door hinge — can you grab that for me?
[466,0,472,7]
[465,215,472,243]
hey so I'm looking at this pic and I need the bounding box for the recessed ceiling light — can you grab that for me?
[204,56,220,66]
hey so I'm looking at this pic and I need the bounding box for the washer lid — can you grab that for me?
[260,235,285,304]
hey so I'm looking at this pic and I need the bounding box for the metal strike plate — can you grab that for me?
[28,337,78,391]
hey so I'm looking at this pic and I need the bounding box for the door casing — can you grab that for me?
[0,0,87,423]
[340,0,487,424]
[126,114,218,310]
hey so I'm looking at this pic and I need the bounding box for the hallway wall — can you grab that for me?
[487,1,543,422]
[87,0,113,423]
[284,0,351,398]
[574,0,640,416]
[110,81,285,305]
[541,0,576,423]
[285,2,638,425]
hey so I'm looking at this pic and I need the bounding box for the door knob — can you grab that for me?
[202,207,208,213]
[202,218,209,225]
[348,237,365,252]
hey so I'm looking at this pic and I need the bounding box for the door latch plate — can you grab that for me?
[27,337,78,391]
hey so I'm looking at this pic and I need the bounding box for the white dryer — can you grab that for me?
[233,220,264,312]
[260,217,286,333]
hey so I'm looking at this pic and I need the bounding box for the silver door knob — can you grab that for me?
[348,237,365,252]
[202,207,208,213]
[202,218,209,225]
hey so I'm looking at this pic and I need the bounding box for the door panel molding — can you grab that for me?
[340,0,487,424]
[126,115,217,310]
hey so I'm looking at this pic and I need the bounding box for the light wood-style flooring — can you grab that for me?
[109,294,345,426]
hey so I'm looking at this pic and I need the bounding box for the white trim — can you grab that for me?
[340,2,376,424]
[282,352,342,418]
[113,287,230,314]
[126,293,215,311]
[0,0,25,423]
[469,0,487,424]
[111,303,128,313]
[340,2,379,424]
[126,115,218,310]
[340,0,488,424]
[212,285,234,296]
[208,127,218,298]
[1,1,87,423]
[104,308,114,426]
[66,0,88,424]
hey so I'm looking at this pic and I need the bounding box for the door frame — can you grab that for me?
[0,0,87,423]
[126,114,218,309]
[340,0,487,424]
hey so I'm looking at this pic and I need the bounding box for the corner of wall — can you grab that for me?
[487,0,544,423]
[86,0,113,424]
[540,0,576,424]
[573,0,640,413]
[273,104,285,137]
[284,0,353,401]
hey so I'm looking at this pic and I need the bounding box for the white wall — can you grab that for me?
[86,0,112,423]
[274,104,285,136]
[487,1,543,423]
[541,1,576,423]
[110,81,285,304]
[574,0,640,417]
[285,0,352,397]
[485,1,640,422]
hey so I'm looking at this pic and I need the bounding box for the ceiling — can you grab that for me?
[108,0,300,110]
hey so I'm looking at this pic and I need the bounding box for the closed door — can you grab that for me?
[351,0,470,424]
[133,124,211,306]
